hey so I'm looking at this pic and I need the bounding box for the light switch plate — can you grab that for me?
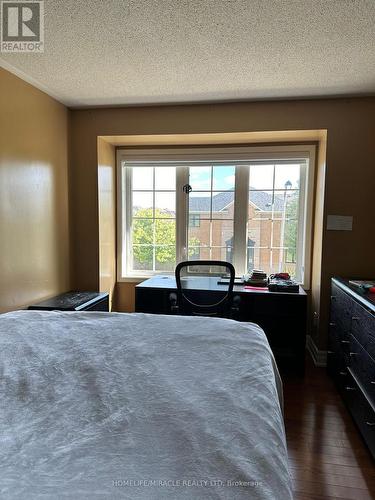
[327,215,353,231]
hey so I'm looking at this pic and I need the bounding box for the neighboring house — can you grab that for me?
[132,189,297,275]
[189,190,293,274]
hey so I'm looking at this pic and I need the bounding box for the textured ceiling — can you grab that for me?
[1,0,375,107]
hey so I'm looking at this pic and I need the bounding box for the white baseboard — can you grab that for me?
[306,335,327,367]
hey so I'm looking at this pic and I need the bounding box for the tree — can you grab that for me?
[132,208,199,270]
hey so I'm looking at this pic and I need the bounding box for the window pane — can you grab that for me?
[272,191,299,219]
[189,214,201,227]
[155,246,176,271]
[132,245,153,271]
[213,166,235,190]
[190,166,211,190]
[252,247,272,275]
[155,192,175,216]
[188,247,201,260]
[212,192,234,219]
[188,219,210,247]
[155,167,176,190]
[249,164,274,190]
[132,219,153,245]
[274,164,300,190]
[132,192,153,216]
[248,218,273,248]
[188,247,210,260]
[133,167,153,190]
[212,220,233,247]
[284,219,298,265]
[286,191,299,219]
[212,246,233,263]
[155,219,176,245]
[189,192,211,218]
[249,190,275,213]
[269,248,297,277]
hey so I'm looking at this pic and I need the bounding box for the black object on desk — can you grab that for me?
[135,275,307,374]
[28,291,109,312]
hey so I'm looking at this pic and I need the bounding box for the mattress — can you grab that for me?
[0,310,292,499]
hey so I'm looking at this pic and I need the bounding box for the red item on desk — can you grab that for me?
[369,287,375,294]
[244,285,269,291]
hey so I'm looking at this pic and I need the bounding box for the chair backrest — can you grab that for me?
[174,260,235,317]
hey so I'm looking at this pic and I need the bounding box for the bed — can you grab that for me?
[0,310,292,499]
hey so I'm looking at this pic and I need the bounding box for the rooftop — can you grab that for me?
[190,190,284,213]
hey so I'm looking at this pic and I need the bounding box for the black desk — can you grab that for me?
[135,276,307,374]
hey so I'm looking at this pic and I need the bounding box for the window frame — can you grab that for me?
[117,145,316,288]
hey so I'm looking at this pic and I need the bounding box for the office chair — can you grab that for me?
[170,260,239,319]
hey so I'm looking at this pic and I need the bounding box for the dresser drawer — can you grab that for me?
[349,334,375,406]
[327,326,350,388]
[328,322,350,363]
[343,369,375,458]
[331,283,353,333]
[351,301,375,359]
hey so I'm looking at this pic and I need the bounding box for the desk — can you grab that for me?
[135,276,307,374]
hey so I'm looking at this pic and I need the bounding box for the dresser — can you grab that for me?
[328,277,375,458]
[136,276,307,375]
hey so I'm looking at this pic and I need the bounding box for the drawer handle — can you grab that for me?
[339,371,347,376]
[352,316,360,321]
[331,296,336,300]
[365,422,375,427]
[345,387,356,391]
[341,340,350,344]
[371,381,375,385]
[349,352,358,356]
[329,322,336,327]
[327,350,334,355]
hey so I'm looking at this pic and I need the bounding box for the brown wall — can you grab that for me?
[97,138,116,310]
[70,98,375,349]
[0,68,70,311]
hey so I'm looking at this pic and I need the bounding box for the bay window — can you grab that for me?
[117,146,315,287]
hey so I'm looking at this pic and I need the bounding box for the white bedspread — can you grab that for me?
[0,311,292,500]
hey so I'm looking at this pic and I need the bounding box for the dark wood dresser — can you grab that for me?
[327,277,375,458]
[28,291,109,312]
[135,276,307,375]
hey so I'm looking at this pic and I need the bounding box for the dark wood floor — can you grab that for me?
[283,357,375,500]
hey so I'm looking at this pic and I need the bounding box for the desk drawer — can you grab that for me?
[343,369,375,458]
[249,294,305,318]
[135,288,170,314]
[349,334,375,406]
[351,302,375,359]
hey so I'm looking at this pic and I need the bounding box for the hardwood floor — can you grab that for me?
[283,357,375,500]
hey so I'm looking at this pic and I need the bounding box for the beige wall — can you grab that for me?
[97,137,116,310]
[0,68,70,311]
[70,98,375,349]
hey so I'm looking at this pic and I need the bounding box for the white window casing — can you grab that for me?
[117,145,316,288]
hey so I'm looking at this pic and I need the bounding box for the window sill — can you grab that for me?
[118,275,173,284]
